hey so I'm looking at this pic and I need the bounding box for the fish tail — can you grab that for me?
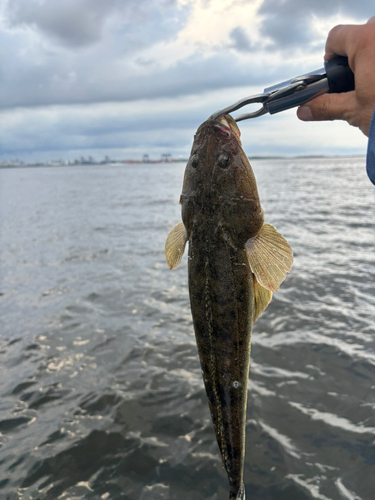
[230,484,245,500]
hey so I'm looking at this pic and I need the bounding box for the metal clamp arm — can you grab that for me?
[211,93,269,121]
[211,56,354,122]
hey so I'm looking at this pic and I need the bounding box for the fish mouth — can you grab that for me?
[213,120,232,137]
[212,114,241,142]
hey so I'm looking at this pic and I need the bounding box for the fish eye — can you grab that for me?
[190,154,199,168]
[218,154,230,169]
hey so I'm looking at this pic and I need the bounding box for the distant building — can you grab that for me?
[0,159,25,167]
[161,154,172,162]
[48,159,65,166]
[143,154,149,163]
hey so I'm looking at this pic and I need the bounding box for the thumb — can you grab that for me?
[297,91,355,122]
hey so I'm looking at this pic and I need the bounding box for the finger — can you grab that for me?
[324,24,361,61]
[297,92,355,122]
[324,18,375,61]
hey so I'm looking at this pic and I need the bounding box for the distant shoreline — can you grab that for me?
[0,155,366,169]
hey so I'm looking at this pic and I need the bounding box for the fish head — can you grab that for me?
[181,114,264,244]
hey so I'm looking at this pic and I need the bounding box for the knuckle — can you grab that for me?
[328,25,343,38]
[308,95,332,121]
[320,98,332,120]
[312,96,332,120]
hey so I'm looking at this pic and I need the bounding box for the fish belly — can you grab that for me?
[188,234,254,498]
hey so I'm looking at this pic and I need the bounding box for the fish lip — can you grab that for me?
[211,115,231,130]
[210,114,241,142]
[213,121,232,137]
[210,115,233,138]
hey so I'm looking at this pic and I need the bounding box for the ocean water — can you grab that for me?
[0,158,374,500]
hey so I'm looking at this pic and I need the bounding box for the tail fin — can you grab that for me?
[231,485,246,500]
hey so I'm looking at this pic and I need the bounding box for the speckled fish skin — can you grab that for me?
[181,116,263,500]
[165,115,293,499]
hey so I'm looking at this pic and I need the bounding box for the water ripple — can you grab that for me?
[0,160,374,499]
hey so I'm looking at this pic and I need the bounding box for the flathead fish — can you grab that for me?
[165,115,293,499]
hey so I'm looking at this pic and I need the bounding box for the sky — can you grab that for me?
[0,0,373,163]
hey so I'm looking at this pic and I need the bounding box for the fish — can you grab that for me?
[165,114,293,499]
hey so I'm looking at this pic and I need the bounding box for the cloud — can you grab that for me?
[0,0,323,110]
[0,0,198,108]
[7,0,116,47]
[0,85,367,164]
[0,0,346,111]
[6,0,183,48]
[0,38,294,109]
[0,0,372,161]
[229,27,254,52]
[258,0,373,49]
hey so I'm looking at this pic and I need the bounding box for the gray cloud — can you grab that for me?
[0,0,195,109]
[0,0,372,161]
[259,0,374,49]
[229,27,254,52]
[0,52,284,110]
[6,0,182,48]
[0,100,366,164]
[0,101,200,163]
[1,0,372,111]
[7,0,116,47]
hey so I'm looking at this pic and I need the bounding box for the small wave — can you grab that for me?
[289,402,375,435]
[335,478,362,500]
[248,380,276,397]
[140,483,170,500]
[258,420,300,459]
[0,416,33,433]
[253,330,375,366]
[286,474,333,500]
[251,361,310,380]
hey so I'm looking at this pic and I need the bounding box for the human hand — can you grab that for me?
[297,17,375,137]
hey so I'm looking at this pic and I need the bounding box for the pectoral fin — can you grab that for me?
[246,223,293,292]
[253,277,273,323]
[165,222,188,270]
